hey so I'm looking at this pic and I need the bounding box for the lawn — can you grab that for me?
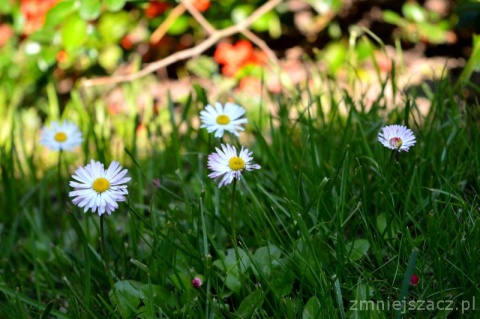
[0,68,479,318]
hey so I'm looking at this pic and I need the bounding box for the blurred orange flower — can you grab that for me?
[145,1,170,19]
[0,24,14,47]
[236,76,262,95]
[21,0,59,35]
[214,40,267,76]
[56,50,67,63]
[121,35,134,50]
[194,0,210,12]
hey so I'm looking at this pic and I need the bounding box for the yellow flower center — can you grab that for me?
[54,132,67,142]
[389,137,403,148]
[229,156,245,171]
[216,115,230,125]
[92,177,110,193]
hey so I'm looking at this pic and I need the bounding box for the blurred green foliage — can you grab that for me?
[0,0,473,110]
[383,2,455,44]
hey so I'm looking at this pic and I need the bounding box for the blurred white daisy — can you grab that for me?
[69,160,131,216]
[207,143,260,188]
[378,124,416,152]
[40,120,83,151]
[200,102,248,138]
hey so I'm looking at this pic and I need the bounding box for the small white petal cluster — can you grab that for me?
[40,120,84,151]
[207,143,261,188]
[378,124,416,152]
[200,102,248,138]
[69,160,131,216]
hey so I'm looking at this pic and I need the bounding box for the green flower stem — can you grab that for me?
[230,179,242,276]
[57,150,64,207]
[100,215,113,287]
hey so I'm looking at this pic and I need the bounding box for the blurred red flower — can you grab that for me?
[121,35,134,50]
[194,0,210,12]
[0,24,14,48]
[214,40,267,76]
[56,50,67,63]
[236,76,262,95]
[145,1,170,19]
[21,0,59,35]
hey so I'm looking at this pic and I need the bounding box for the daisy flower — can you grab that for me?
[200,102,248,138]
[69,160,131,216]
[40,120,83,151]
[378,125,416,152]
[207,143,260,188]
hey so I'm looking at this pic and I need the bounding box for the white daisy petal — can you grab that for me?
[207,143,261,188]
[39,120,83,151]
[200,102,248,138]
[69,160,130,216]
[378,124,416,152]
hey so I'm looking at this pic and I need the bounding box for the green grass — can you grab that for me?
[0,74,479,319]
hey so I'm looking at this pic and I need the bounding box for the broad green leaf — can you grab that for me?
[283,297,301,319]
[376,213,399,239]
[355,39,374,62]
[402,2,426,23]
[98,44,123,71]
[305,0,342,14]
[61,13,88,50]
[138,284,175,317]
[105,0,126,12]
[346,239,370,262]
[418,22,449,44]
[0,1,13,12]
[38,46,59,68]
[251,10,275,32]
[213,248,251,293]
[167,15,190,35]
[236,290,264,318]
[109,280,143,318]
[225,272,242,293]
[321,42,347,74]
[167,272,189,291]
[251,244,281,278]
[212,248,251,274]
[44,1,77,28]
[98,11,130,44]
[251,10,281,38]
[79,0,102,21]
[376,213,387,234]
[185,55,218,78]
[268,13,282,38]
[302,296,321,319]
[270,263,294,297]
[382,11,404,26]
[28,27,57,43]
[231,5,254,24]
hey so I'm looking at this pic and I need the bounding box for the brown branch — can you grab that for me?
[182,0,279,65]
[181,0,216,35]
[80,0,282,88]
[240,28,279,65]
[183,0,278,65]
[150,3,186,44]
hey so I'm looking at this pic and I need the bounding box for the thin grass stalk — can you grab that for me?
[100,214,113,287]
[230,178,242,276]
[199,195,211,318]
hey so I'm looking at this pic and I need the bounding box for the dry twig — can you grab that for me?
[182,0,279,64]
[81,0,281,88]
